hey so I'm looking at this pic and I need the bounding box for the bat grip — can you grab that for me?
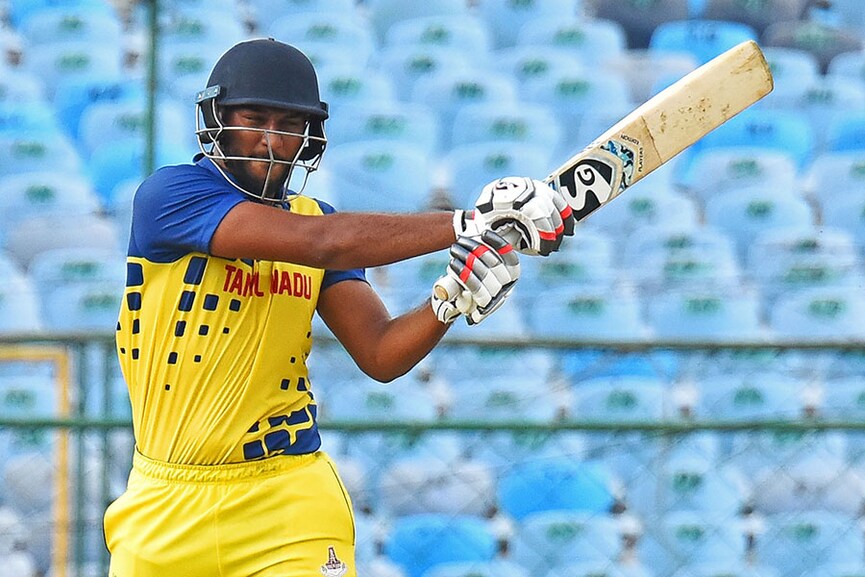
[433,276,462,302]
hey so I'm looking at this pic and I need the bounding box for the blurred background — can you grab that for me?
[1,0,865,576]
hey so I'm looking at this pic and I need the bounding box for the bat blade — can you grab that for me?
[545,39,774,221]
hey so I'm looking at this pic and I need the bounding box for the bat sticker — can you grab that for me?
[554,139,636,221]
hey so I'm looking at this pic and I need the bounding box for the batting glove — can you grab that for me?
[431,230,520,325]
[454,176,575,256]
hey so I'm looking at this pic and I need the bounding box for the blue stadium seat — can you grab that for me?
[805,151,865,209]
[770,286,865,341]
[637,511,746,577]
[156,42,221,104]
[762,20,863,75]
[498,459,617,521]
[495,45,584,87]
[828,50,865,84]
[158,9,246,50]
[646,286,768,342]
[586,178,699,238]
[316,65,398,111]
[510,512,622,575]
[756,512,863,577]
[366,0,471,43]
[0,69,45,105]
[449,101,562,153]
[385,14,492,56]
[704,185,813,260]
[52,73,145,137]
[378,457,496,517]
[0,375,57,418]
[517,16,628,61]
[0,276,42,333]
[421,560,529,577]
[8,0,113,28]
[77,99,190,157]
[0,102,61,136]
[0,132,82,178]
[23,40,124,99]
[4,213,121,268]
[649,19,757,64]
[384,514,497,577]
[476,0,582,49]
[442,141,554,208]
[826,113,865,153]
[751,455,864,515]
[519,227,617,290]
[678,146,799,203]
[0,172,101,247]
[701,0,808,36]
[760,47,821,106]
[445,375,564,424]
[694,373,806,422]
[525,285,651,341]
[822,190,865,252]
[374,45,475,102]
[325,141,434,212]
[411,69,519,150]
[602,48,698,103]
[677,562,780,577]
[268,12,375,69]
[622,224,737,273]
[582,0,691,49]
[19,5,123,45]
[325,101,438,155]
[247,0,356,21]
[320,373,440,425]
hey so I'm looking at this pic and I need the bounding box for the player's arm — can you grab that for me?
[209,178,573,269]
[318,231,520,382]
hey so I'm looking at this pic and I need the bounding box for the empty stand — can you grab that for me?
[650,19,758,65]
[582,0,690,49]
[770,286,865,341]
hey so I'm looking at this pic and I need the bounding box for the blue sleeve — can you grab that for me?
[315,199,368,290]
[129,163,245,262]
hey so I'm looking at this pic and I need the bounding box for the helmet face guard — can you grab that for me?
[194,39,329,203]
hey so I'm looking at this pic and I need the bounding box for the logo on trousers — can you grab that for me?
[320,546,348,577]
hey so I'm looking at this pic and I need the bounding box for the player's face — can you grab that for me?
[219,106,308,198]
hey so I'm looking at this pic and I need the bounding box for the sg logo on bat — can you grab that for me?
[554,139,636,222]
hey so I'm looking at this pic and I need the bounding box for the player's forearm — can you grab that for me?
[211,202,456,269]
[356,302,450,383]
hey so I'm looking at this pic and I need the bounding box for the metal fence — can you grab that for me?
[2,334,865,577]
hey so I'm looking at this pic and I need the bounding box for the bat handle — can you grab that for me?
[433,276,462,302]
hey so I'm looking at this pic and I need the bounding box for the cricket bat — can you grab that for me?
[434,40,773,302]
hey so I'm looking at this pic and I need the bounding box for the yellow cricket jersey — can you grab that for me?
[116,156,365,465]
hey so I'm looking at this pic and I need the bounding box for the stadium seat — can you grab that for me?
[384,514,497,577]
[701,0,808,36]
[378,457,496,517]
[77,99,190,157]
[519,227,617,290]
[52,73,145,137]
[756,512,863,576]
[649,19,758,65]
[517,16,628,61]
[3,213,121,269]
[704,185,814,259]
[316,65,398,112]
[0,172,101,247]
[636,511,746,577]
[603,49,698,103]
[365,0,470,43]
[0,375,58,418]
[411,69,519,149]
[325,140,434,212]
[268,12,375,69]
[690,108,815,169]
[510,512,622,575]
[495,45,584,86]
[760,47,821,105]
[828,50,865,84]
[28,247,125,297]
[762,20,863,74]
[8,0,113,27]
[475,0,582,49]
[246,0,356,21]
[822,190,865,252]
[805,151,865,209]
[421,560,529,577]
[826,113,865,153]
[156,42,221,104]
[325,101,438,155]
[752,456,865,515]
[22,40,124,99]
[385,14,492,56]
[525,284,651,341]
[319,373,440,424]
[449,101,562,154]
[498,459,617,521]
[442,141,554,209]
[582,0,690,49]
[622,224,737,272]
[694,373,806,422]
[646,286,768,342]
[676,562,781,577]
[747,225,862,310]
[19,5,123,45]
[678,146,799,203]
[0,69,45,106]
[445,375,564,424]
[0,102,61,136]
[0,275,42,333]
[158,10,246,50]
[375,45,476,102]
[0,132,82,178]
[587,178,699,238]
[770,286,865,341]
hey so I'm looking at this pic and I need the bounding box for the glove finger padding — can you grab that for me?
[473,176,575,257]
[449,231,520,325]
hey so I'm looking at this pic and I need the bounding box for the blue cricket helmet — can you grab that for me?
[195,38,329,200]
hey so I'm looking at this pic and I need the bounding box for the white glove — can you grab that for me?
[431,230,520,325]
[454,176,575,257]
